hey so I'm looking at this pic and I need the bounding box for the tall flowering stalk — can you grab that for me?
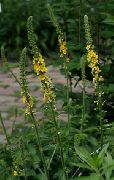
[47,4,70,125]
[0,113,10,144]
[27,16,68,180]
[80,55,86,133]
[33,54,55,104]
[19,48,50,180]
[27,16,55,106]
[84,15,103,88]
[84,15,104,148]
[20,48,34,115]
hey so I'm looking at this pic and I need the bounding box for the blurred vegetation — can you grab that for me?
[0,0,50,59]
[0,0,114,60]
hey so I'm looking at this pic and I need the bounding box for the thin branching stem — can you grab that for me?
[98,85,104,149]
[19,48,50,180]
[50,103,68,180]
[0,113,10,144]
[80,56,86,133]
[47,144,57,170]
[29,109,50,180]
[9,68,21,86]
[1,46,21,86]
[19,138,27,180]
[64,61,70,126]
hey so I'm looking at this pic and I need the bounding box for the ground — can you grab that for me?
[0,64,94,143]
[0,65,66,143]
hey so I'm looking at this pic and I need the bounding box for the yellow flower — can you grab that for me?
[86,46,103,87]
[84,15,103,88]
[13,170,18,176]
[86,44,91,50]
[21,92,33,114]
[33,54,47,75]
[99,76,104,82]
[44,89,55,103]
[22,95,26,104]
[39,74,46,81]
[58,35,68,58]
[33,53,55,104]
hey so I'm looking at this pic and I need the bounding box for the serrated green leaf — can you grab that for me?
[75,147,98,172]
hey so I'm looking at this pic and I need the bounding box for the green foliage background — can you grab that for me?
[0,0,114,58]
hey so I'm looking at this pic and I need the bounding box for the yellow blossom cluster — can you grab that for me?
[86,44,103,87]
[33,53,55,103]
[84,15,103,88]
[58,35,70,62]
[21,92,33,114]
[33,54,47,81]
[13,170,18,176]
[58,35,67,57]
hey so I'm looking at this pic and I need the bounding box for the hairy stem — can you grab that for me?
[1,46,20,86]
[64,62,70,126]
[9,68,21,86]
[19,138,27,180]
[29,109,50,180]
[0,113,10,144]
[50,103,68,180]
[80,56,86,133]
[98,85,104,149]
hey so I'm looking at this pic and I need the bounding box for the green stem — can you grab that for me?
[98,85,103,149]
[50,103,68,180]
[80,56,86,133]
[11,107,18,134]
[64,61,70,127]
[1,47,20,86]
[9,68,21,86]
[29,109,50,180]
[0,113,10,144]
[80,79,86,133]
[47,144,57,170]
[19,138,27,180]
[5,63,20,85]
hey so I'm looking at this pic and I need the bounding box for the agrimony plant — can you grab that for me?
[84,15,104,148]
[19,47,49,180]
[48,4,71,128]
[80,55,87,134]
[27,16,68,180]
